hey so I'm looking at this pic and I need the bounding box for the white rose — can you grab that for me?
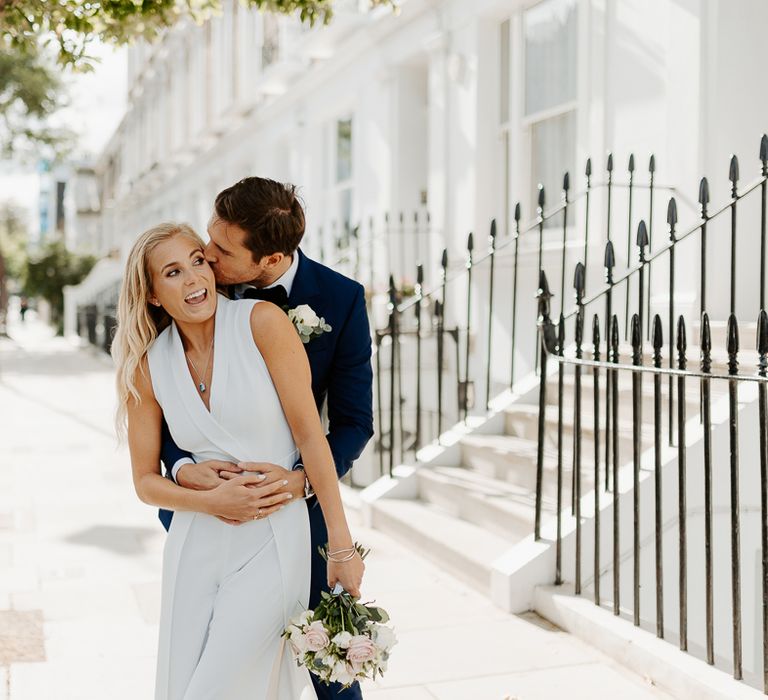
[298,610,313,625]
[287,626,308,654]
[371,624,397,651]
[295,304,320,326]
[330,660,356,686]
[332,631,353,649]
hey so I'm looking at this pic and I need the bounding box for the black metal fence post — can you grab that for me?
[485,220,497,411]
[677,315,688,651]
[572,262,586,515]
[699,178,710,320]
[436,249,448,441]
[463,233,474,422]
[535,186,546,374]
[610,314,620,615]
[624,154,635,339]
[584,159,592,291]
[560,172,571,317]
[414,264,424,455]
[534,271,555,540]
[592,314,601,606]
[556,313,565,586]
[701,312,714,664]
[375,330,384,475]
[637,221,648,340]
[387,275,398,477]
[729,156,740,315]
[573,263,585,594]
[510,204,521,390]
[727,313,743,680]
[604,241,616,491]
[652,314,664,638]
[606,153,614,245]
[647,155,656,338]
[668,198,678,446]
[761,138,768,311]
[631,313,642,626]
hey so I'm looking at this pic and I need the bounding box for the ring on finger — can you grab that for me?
[254,508,263,520]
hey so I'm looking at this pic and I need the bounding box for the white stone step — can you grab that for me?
[459,434,596,499]
[416,465,552,540]
[505,403,659,449]
[534,584,764,700]
[368,497,512,594]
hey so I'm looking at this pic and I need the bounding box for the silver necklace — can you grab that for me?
[185,337,214,393]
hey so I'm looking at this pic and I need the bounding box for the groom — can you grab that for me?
[159,176,373,700]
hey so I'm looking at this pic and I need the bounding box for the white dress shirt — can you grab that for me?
[171,253,300,481]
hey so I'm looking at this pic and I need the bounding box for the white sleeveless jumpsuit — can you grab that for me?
[147,295,316,700]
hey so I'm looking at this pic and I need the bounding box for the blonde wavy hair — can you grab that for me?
[112,222,205,434]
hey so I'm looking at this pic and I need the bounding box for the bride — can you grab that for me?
[112,222,364,699]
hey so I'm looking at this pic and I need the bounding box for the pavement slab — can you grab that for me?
[0,314,672,699]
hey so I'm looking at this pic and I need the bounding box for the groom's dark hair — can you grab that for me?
[214,177,305,261]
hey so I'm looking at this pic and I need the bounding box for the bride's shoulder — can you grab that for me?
[247,300,294,344]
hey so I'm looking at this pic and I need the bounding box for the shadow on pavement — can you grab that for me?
[63,525,158,556]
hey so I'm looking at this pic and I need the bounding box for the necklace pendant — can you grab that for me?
[198,382,206,393]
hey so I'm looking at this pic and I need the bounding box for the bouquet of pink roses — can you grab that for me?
[283,544,396,688]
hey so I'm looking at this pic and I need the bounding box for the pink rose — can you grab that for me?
[303,621,330,652]
[345,634,377,670]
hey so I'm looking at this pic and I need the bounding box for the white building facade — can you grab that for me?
[91,0,768,316]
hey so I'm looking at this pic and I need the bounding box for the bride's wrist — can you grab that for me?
[328,535,354,549]
[195,489,216,515]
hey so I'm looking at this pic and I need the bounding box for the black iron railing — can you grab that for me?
[534,134,768,693]
[374,155,677,478]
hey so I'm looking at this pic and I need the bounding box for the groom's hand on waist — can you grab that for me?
[177,460,242,490]
[226,461,306,501]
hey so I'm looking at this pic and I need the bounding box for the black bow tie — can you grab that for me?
[242,285,289,308]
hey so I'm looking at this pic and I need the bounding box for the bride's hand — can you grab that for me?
[327,554,365,599]
[204,474,294,521]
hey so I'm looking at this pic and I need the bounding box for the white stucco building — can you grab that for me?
[87,0,768,317]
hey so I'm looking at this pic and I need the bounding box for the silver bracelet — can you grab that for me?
[328,551,357,563]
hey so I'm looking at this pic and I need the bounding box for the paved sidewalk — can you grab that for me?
[0,314,672,699]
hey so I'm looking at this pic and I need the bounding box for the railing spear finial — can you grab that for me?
[667,197,678,241]
[610,313,619,360]
[637,220,649,262]
[574,262,585,304]
[729,154,740,198]
[652,314,663,363]
[698,178,709,218]
[760,135,768,176]
[649,154,656,173]
[628,153,635,173]
[604,239,615,278]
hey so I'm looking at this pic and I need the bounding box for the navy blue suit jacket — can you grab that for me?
[157,249,373,608]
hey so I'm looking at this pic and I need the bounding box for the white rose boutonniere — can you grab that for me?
[288,304,332,344]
